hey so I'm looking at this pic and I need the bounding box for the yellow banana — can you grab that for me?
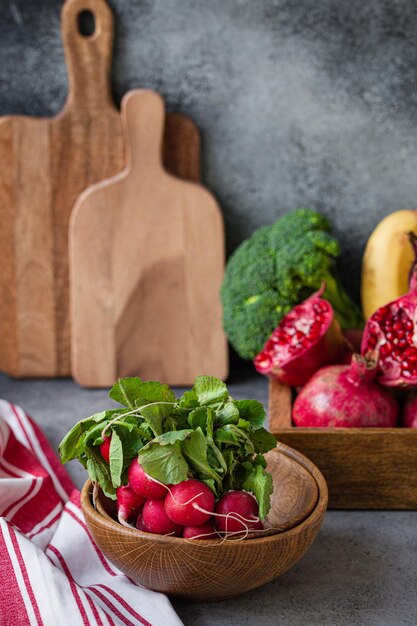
[361,210,417,319]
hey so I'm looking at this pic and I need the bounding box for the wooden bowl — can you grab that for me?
[81,442,328,602]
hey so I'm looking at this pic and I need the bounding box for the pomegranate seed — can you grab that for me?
[373,311,385,323]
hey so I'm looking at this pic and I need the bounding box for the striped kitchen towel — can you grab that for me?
[0,399,183,626]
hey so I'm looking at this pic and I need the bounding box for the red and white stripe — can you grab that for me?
[0,401,183,626]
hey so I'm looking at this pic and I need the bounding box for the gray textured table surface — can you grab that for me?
[1,371,416,626]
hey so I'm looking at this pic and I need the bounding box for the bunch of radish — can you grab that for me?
[60,375,276,532]
[116,459,263,540]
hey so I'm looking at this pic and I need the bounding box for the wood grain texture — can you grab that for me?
[269,378,417,509]
[70,89,228,387]
[0,0,123,377]
[81,443,328,601]
[0,0,202,378]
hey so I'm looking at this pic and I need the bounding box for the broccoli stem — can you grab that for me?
[321,272,364,330]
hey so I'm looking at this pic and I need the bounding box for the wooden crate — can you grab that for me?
[269,379,417,509]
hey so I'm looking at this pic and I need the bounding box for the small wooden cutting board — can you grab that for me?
[0,0,201,378]
[70,89,228,387]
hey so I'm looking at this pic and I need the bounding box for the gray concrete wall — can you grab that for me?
[1,0,417,301]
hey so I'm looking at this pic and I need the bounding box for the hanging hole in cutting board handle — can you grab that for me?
[77,10,96,38]
[61,0,115,111]
[122,90,166,173]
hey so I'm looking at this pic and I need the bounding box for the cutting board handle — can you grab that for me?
[122,90,165,172]
[61,0,115,111]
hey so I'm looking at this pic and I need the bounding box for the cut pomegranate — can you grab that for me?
[292,353,399,427]
[254,285,352,387]
[361,233,417,387]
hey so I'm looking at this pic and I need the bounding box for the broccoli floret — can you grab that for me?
[221,208,363,360]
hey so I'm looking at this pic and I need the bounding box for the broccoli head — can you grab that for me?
[221,208,363,360]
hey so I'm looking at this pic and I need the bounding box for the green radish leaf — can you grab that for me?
[114,424,146,457]
[109,378,142,408]
[86,422,111,447]
[109,430,123,488]
[109,377,175,409]
[192,376,229,406]
[85,448,116,499]
[214,424,255,456]
[163,416,179,432]
[134,381,176,405]
[233,400,266,429]
[59,422,89,464]
[139,404,165,437]
[236,418,251,431]
[188,407,209,431]
[242,462,273,519]
[149,430,192,446]
[137,430,192,484]
[201,478,217,494]
[181,428,222,489]
[207,439,227,474]
[222,449,235,471]
[249,428,277,454]
[187,407,214,437]
[58,410,121,463]
[214,426,240,447]
[206,409,215,440]
[138,441,189,485]
[215,402,240,426]
[254,453,267,468]
[136,423,154,442]
[178,389,199,409]
[222,449,240,492]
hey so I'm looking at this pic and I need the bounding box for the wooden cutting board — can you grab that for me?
[0,0,201,378]
[70,89,228,387]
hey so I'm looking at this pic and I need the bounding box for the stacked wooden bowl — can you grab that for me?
[81,443,328,602]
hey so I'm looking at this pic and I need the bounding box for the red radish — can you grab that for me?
[292,354,399,427]
[165,479,215,526]
[214,490,261,535]
[402,393,417,427]
[100,435,111,462]
[254,285,352,387]
[128,459,168,499]
[136,513,148,532]
[141,499,182,536]
[183,520,218,540]
[116,485,145,525]
[362,234,417,386]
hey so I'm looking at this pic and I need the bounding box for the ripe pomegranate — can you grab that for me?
[402,393,417,427]
[362,236,417,387]
[292,354,399,427]
[254,285,352,387]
